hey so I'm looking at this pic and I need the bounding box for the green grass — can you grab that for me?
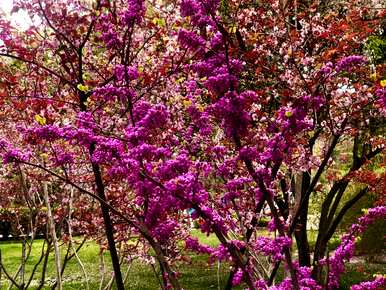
[0,230,383,289]
[0,231,234,290]
[0,239,108,290]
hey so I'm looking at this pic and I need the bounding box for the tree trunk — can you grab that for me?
[294,172,311,267]
[294,208,311,267]
[312,240,327,282]
[43,182,62,290]
[79,86,125,290]
[90,151,125,290]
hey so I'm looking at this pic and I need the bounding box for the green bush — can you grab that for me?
[339,191,385,255]
[356,219,386,256]
[365,35,386,64]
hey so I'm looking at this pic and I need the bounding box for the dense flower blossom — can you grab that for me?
[93,85,136,103]
[54,152,74,166]
[77,112,96,130]
[324,206,386,289]
[254,236,292,262]
[232,268,243,286]
[210,91,252,136]
[320,55,367,76]
[2,148,31,164]
[335,55,367,73]
[272,267,322,290]
[23,125,63,142]
[200,0,220,14]
[350,276,386,290]
[114,65,139,82]
[375,87,386,111]
[177,29,206,50]
[100,22,122,49]
[210,32,224,50]
[199,205,228,234]
[185,237,214,254]
[153,220,179,243]
[136,104,169,130]
[320,62,334,75]
[211,244,231,261]
[179,0,219,26]
[122,0,145,24]
[204,73,238,95]
[180,0,199,17]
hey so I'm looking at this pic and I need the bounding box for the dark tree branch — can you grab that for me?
[325,187,369,242]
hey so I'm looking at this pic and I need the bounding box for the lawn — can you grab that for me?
[0,231,238,290]
[0,230,383,289]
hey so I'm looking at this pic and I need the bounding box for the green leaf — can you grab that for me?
[77,84,89,92]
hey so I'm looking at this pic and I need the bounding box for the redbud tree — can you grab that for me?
[0,0,385,289]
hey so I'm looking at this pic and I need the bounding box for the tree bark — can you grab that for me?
[294,172,311,267]
[43,182,62,290]
[89,149,125,290]
[78,73,125,289]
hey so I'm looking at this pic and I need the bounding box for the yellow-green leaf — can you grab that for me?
[34,114,46,125]
[183,99,192,108]
[152,17,166,27]
[229,25,237,34]
[40,153,48,161]
[176,77,185,84]
[77,84,89,92]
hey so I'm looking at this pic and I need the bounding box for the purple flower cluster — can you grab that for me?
[375,87,386,110]
[185,237,214,254]
[272,267,321,290]
[179,0,219,27]
[210,32,224,50]
[177,29,206,51]
[319,55,367,76]
[210,91,252,136]
[325,206,386,289]
[277,104,312,133]
[121,0,145,25]
[136,104,169,130]
[153,220,179,243]
[190,55,244,94]
[320,62,334,75]
[204,73,238,95]
[2,148,31,164]
[199,205,228,234]
[54,152,74,166]
[77,111,96,130]
[351,276,386,290]
[100,15,122,49]
[335,55,367,73]
[232,268,243,286]
[93,84,136,103]
[243,267,322,289]
[24,125,63,142]
[180,0,200,17]
[187,107,213,135]
[91,138,125,163]
[211,244,231,261]
[114,65,139,82]
[254,236,292,262]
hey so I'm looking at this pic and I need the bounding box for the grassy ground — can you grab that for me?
[0,231,235,290]
[0,230,383,289]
